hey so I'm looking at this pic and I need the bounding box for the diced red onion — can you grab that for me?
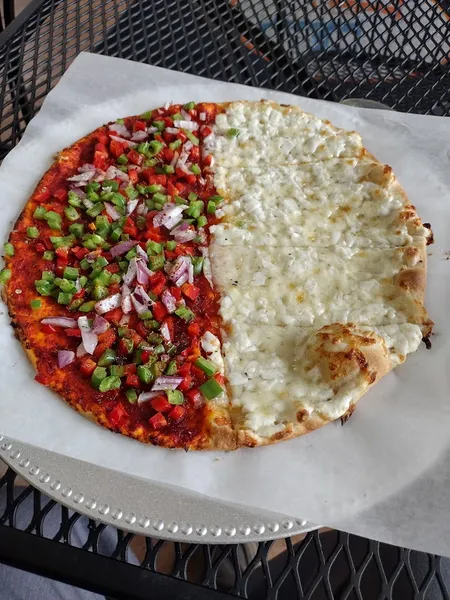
[104,203,121,221]
[109,134,136,148]
[110,240,138,258]
[79,163,96,172]
[165,127,179,135]
[147,126,158,134]
[175,120,198,131]
[94,293,122,315]
[171,224,197,243]
[77,316,98,355]
[160,322,171,342]
[124,257,137,286]
[131,130,148,142]
[76,342,87,358]
[168,255,190,285]
[198,176,206,186]
[92,316,110,335]
[138,391,160,404]
[199,112,206,121]
[108,122,131,138]
[67,171,95,182]
[133,285,151,304]
[136,245,148,262]
[164,101,172,110]
[152,376,183,391]
[131,294,149,316]
[57,350,75,368]
[180,108,191,121]
[126,199,139,216]
[41,317,77,328]
[121,284,132,314]
[175,272,189,287]
[161,289,177,314]
[153,203,187,230]
[136,202,146,216]
[187,260,194,284]
[105,165,129,182]
[170,151,179,167]
[178,162,192,175]
[93,169,106,183]
[136,259,152,285]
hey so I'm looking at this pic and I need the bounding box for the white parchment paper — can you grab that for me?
[1,53,450,554]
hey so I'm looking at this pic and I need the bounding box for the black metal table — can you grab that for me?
[1,1,450,598]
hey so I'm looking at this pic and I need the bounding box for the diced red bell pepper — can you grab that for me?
[123,363,137,374]
[189,146,200,162]
[200,126,212,138]
[140,350,151,363]
[93,148,109,170]
[34,186,51,203]
[104,307,123,325]
[72,289,85,300]
[185,388,203,407]
[135,322,148,339]
[181,283,200,301]
[152,302,167,322]
[170,286,182,301]
[73,247,89,260]
[203,154,213,167]
[66,328,82,338]
[144,173,167,187]
[163,316,175,339]
[168,405,185,421]
[55,257,68,276]
[106,263,120,273]
[110,139,127,158]
[43,237,54,250]
[187,321,201,337]
[168,104,182,115]
[177,131,187,142]
[127,149,144,166]
[35,243,46,253]
[149,412,167,430]
[178,375,192,392]
[151,396,172,413]
[129,330,144,347]
[149,271,166,288]
[109,403,128,427]
[133,119,147,132]
[97,132,109,145]
[94,343,108,359]
[126,373,140,387]
[80,356,97,377]
[41,324,56,334]
[98,328,117,346]
[163,116,174,126]
[55,247,69,259]
[167,181,178,197]
[53,188,68,203]
[154,134,164,143]
[185,174,197,185]
[175,182,186,195]
[214,373,225,386]
[128,168,139,184]
[118,339,133,356]
[163,147,174,162]
[178,363,192,377]
[123,217,138,238]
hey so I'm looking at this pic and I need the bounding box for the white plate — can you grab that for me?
[0,435,317,543]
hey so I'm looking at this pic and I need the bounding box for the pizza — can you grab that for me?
[1,100,433,450]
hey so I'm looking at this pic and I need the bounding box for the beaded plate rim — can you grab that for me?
[0,434,318,543]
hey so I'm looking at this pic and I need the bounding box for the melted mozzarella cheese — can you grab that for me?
[223,323,421,435]
[210,245,421,327]
[210,166,427,248]
[204,101,428,439]
[205,102,363,166]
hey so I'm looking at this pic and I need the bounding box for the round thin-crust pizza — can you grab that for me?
[1,100,433,450]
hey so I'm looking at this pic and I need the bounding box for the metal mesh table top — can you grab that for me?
[1,0,450,598]
[2,467,450,600]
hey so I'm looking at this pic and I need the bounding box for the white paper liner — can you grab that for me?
[0,53,449,553]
